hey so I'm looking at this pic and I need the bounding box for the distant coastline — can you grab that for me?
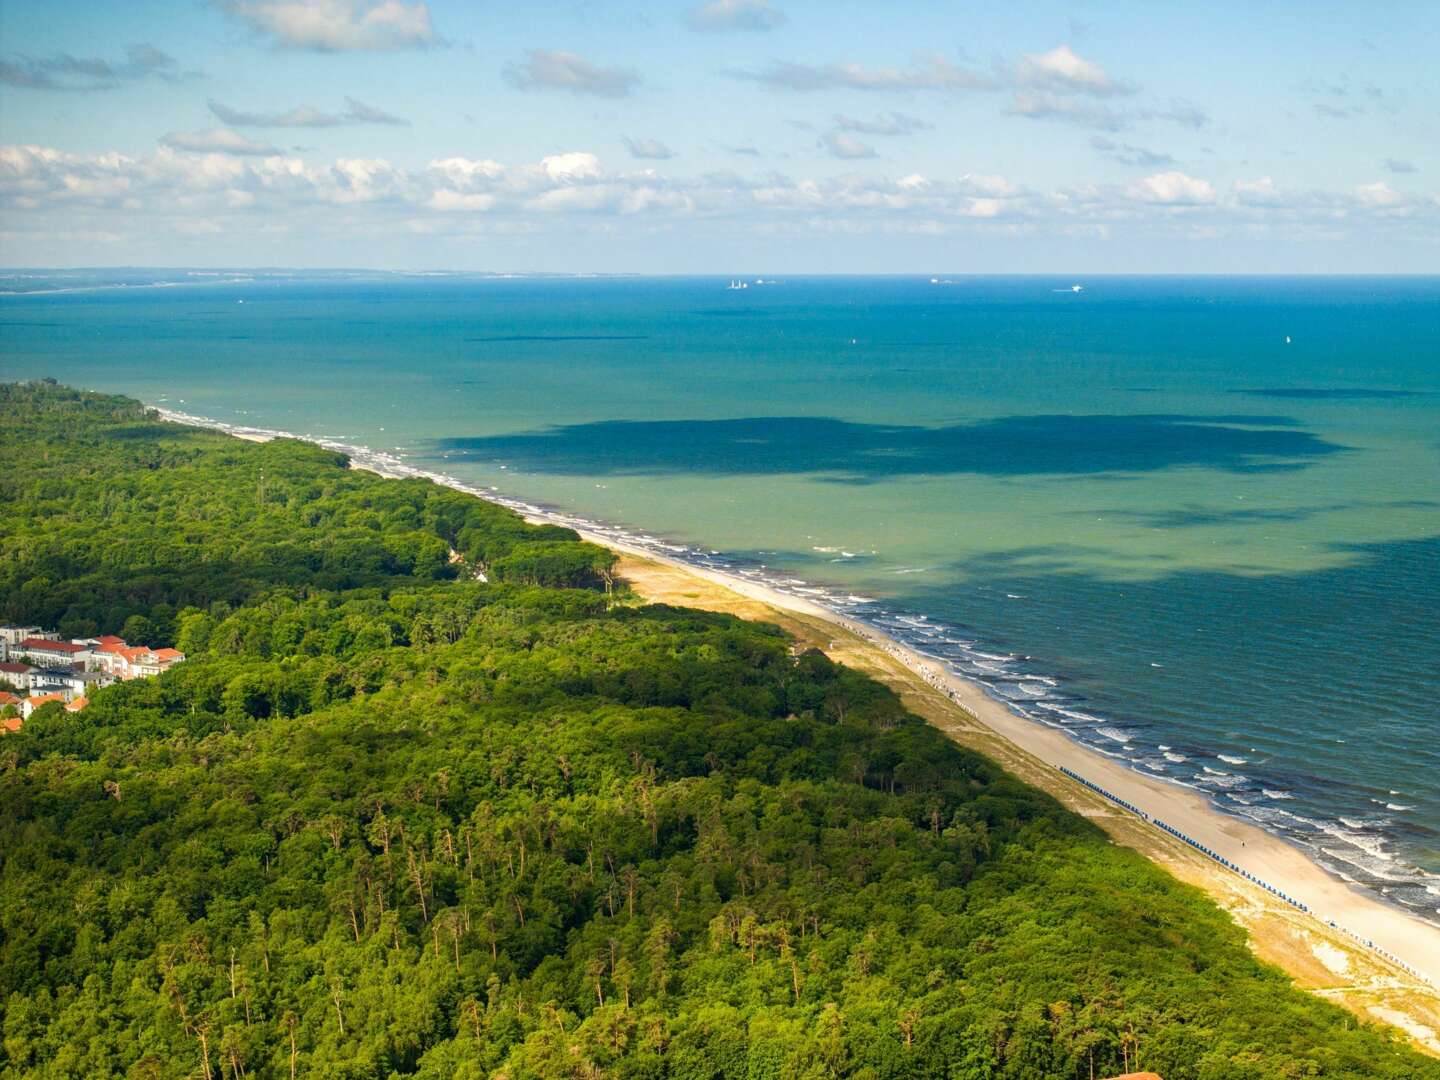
[151,402,1440,998]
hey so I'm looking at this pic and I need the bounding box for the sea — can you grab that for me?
[2,269,1437,925]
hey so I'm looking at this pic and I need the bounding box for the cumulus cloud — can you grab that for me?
[503,50,640,98]
[731,54,994,93]
[732,41,1204,139]
[1128,170,1215,205]
[1383,158,1416,174]
[3,142,1431,257]
[623,136,675,160]
[687,0,785,32]
[1005,46,1210,133]
[1005,44,1145,130]
[1158,100,1209,129]
[216,0,439,52]
[1016,45,1129,96]
[834,112,930,136]
[1232,176,1281,205]
[0,43,194,91]
[1354,180,1400,207]
[1090,136,1175,167]
[208,96,408,127]
[820,131,877,159]
[160,129,284,156]
[540,152,603,182]
[1009,91,1127,131]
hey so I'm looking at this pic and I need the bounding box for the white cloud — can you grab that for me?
[541,152,603,182]
[1233,176,1280,205]
[960,173,1015,197]
[1008,91,1126,131]
[1354,181,1400,207]
[623,136,675,160]
[160,129,284,156]
[3,142,1433,256]
[732,55,994,93]
[427,157,505,187]
[687,0,785,32]
[1090,136,1174,167]
[821,132,878,159]
[1016,45,1128,97]
[0,43,193,91]
[1128,170,1215,205]
[209,96,408,127]
[427,190,496,212]
[834,112,930,136]
[504,50,640,98]
[217,0,438,52]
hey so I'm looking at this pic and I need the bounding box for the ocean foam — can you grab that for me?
[1096,726,1138,744]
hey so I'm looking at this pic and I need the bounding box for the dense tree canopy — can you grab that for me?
[0,381,615,642]
[1,383,1434,1079]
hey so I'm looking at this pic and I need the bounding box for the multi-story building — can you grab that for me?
[93,640,185,679]
[30,668,114,702]
[12,638,92,669]
[0,661,41,691]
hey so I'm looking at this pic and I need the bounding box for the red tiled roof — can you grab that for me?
[0,691,19,706]
[153,648,184,661]
[1,716,20,734]
[65,697,89,712]
[96,635,126,646]
[0,662,33,674]
[18,638,86,653]
[25,693,64,707]
[97,642,130,655]
[120,646,152,661]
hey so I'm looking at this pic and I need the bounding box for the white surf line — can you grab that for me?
[1061,765,1435,988]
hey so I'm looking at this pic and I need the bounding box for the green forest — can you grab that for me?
[1,382,1434,1080]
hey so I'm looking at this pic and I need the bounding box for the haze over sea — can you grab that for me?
[3,270,1437,921]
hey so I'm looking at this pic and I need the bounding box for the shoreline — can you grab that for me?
[151,404,1440,1043]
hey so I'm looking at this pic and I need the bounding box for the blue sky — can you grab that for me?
[1,0,1436,271]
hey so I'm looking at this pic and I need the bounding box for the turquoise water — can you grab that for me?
[3,271,1438,920]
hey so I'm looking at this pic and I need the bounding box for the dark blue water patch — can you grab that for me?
[430,414,1344,483]
[1233,388,1427,400]
[465,335,651,342]
[1077,500,1440,529]
[1073,503,1358,528]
